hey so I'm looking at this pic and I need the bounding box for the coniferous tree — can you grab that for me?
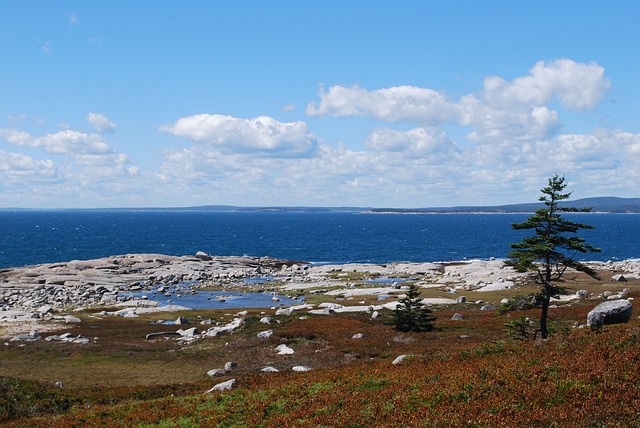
[390,283,436,332]
[506,175,600,339]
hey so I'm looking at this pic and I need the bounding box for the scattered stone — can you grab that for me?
[612,274,628,282]
[371,311,380,319]
[64,315,81,323]
[175,316,189,325]
[257,329,273,339]
[205,318,244,337]
[587,300,633,327]
[207,369,225,377]
[292,365,312,372]
[576,290,588,298]
[224,361,238,371]
[260,316,272,324]
[451,313,464,321]
[392,355,408,365]
[205,379,236,393]
[10,330,41,342]
[195,251,212,261]
[455,296,466,304]
[176,327,200,337]
[352,333,364,339]
[261,366,279,373]
[276,344,295,355]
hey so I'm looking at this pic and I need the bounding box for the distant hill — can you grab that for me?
[370,197,640,214]
[6,197,638,214]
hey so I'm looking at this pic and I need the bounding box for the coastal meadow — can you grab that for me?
[2,296,640,427]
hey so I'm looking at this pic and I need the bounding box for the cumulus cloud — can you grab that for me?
[364,127,460,160]
[0,128,113,155]
[458,59,610,142]
[307,59,610,145]
[459,98,562,142]
[0,150,58,182]
[0,125,140,206]
[87,112,116,133]
[160,114,318,158]
[306,84,458,124]
[479,59,610,111]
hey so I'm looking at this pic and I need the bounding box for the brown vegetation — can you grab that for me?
[1,270,639,426]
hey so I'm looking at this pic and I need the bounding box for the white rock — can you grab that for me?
[292,365,312,372]
[261,366,279,373]
[352,333,364,339]
[224,362,238,371]
[206,379,236,393]
[318,302,343,309]
[207,369,225,377]
[260,316,272,324]
[392,355,408,365]
[64,316,81,323]
[175,316,189,325]
[177,327,200,337]
[276,344,294,355]
[205,318,244,337]
[257,329,273,339]
[275,308,292,316]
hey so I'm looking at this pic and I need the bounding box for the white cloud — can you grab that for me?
[87,112,116,133]
[2,58,635,208]
[307,59,610,145]
[459,97,562,142]
[479,59,610,111]
[306,84,458,124]
[0,150,58,182]
[160,114,318,158]
[0,128,113,155]
[0,126,141,206]
[458,59,610,143]
[364,127,460,160]
[69,13,80,25]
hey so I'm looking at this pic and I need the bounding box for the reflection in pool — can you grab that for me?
[126,283,301,310]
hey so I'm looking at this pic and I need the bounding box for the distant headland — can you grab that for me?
[2,196,640,214]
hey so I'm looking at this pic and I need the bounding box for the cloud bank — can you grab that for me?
[0,59,635,208]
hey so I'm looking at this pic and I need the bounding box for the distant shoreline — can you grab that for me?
[2,195,640,214]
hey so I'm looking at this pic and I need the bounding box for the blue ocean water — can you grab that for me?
[0,210,638,268]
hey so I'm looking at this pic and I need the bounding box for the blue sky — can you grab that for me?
[1,1,639,208]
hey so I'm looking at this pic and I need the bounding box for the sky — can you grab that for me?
[1,1,639,209]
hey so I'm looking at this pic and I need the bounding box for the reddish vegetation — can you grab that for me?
[4,304,640,427]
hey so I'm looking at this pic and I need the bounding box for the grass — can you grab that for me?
[1,268,639,426]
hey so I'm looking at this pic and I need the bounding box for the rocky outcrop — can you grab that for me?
[0,253,292,317]
[587,300,633,327]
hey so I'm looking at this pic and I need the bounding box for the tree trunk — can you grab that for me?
[540,281,552,339]
[540,295,550,339]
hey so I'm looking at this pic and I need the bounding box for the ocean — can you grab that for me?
[0,210,638,268]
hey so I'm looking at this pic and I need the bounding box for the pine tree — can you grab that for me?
[390,283,436,332]
[506,175,600,339]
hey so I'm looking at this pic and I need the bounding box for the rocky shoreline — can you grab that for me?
[1,252,638,326]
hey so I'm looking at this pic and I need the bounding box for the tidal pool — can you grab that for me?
[126,283,301,310]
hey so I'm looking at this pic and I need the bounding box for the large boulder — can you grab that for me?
[587,300,633,327]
